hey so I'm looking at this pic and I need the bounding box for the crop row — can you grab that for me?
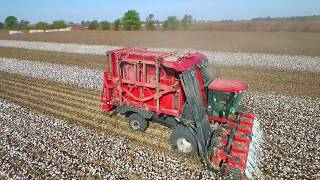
[0,40,319,72]
[0,99,218,179]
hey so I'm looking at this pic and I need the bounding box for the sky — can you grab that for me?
[0,0,319,23]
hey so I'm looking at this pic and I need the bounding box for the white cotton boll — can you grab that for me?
[0,40,319,73]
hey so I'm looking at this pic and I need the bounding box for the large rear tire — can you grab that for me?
[128,113,149,132]
[170,125,198,155]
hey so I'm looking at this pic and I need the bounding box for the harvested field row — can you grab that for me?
[0,58,102,89]
[1,69,319,178]
[0,47,105,70]
[0,72,203,167]
[0,100,217,179]
[0,72,173,154]
[1,30,320,56]
[1,55,319,99]
[0,40,319,72]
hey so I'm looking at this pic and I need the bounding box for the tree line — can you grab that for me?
[0,16,67,30]
[0,10,193,31]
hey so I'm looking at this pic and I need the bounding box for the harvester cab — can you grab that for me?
[207,78,247,120]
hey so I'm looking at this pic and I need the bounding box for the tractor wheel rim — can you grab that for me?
[131,120,140,130]
[176,138,192,153]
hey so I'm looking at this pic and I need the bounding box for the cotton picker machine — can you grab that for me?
[101,48,263,179]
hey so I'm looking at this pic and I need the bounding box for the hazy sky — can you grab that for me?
[0,0,319,23]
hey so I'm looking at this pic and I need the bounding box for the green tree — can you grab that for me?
[88,20,99,30]
[181,14,192,30]
[100,21,110,30]
[51,20,66,29]
[121,10,141,30]
[145,14,155,30]
[163,16,179,30]
[188,15,193,24]
[18,20,30,30]
[35,21,49,30]
[81,20,91,27]
[0,22,4,30]
[113,19,121,30]
[5,16,18,30]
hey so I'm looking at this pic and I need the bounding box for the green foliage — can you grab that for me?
[35,21,49,30]
[51,20,66,29]
[88,20,99,30]
[181,15,192,30]
[145,14,155,30]
[0,22,4,30]
[81,20,91,26]
[113,19,121,30]
[18,20,30,30]
[5,16,18,30]
[121,10,141,30]
[100,21,110,30]
[163,16,179,30]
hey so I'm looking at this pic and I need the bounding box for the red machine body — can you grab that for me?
[102,48,205,116]
[101,48,259,179]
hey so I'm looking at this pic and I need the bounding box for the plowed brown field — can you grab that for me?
[0,47,318,98]
[1,30,320,56]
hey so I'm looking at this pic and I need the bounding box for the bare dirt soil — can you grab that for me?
[0,47,318,98]
[1,30,320,56]
[189,21,320,32]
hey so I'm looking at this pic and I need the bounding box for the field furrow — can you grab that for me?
[0,72,204,165]
[0,79,168,138]
[2,72,99,98]
[0,86,172,152]
[0,40,319,72]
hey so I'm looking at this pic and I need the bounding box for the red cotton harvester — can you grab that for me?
[101,48,263,179]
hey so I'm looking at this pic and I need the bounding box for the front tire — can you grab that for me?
[170,125,198,155]
[128,113,149,132]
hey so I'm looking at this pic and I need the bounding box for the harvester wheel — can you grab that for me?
[170,125,198,155]
[128,113,149,132]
